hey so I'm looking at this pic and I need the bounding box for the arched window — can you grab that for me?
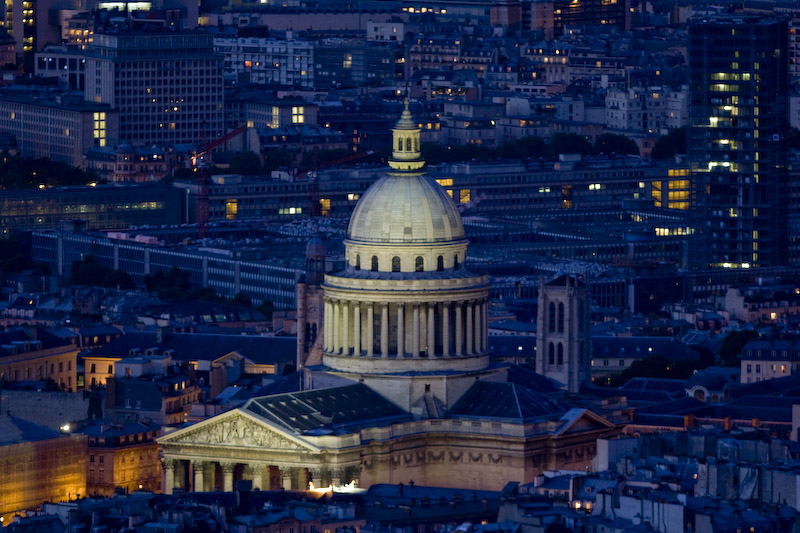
[548,342,555,365]
[557,343,564,365]
[355,254,361,270]
[415,256,424,272]
[437,256,444,271]
[557,302,565,333]
[398,139,403,151]
[548,302,556,332]
[453,255,459,271]
[392,256,401,272]
[371,256,379,271]
[406,138,412,151]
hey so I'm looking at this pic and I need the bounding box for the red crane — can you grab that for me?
[194,124,249,238]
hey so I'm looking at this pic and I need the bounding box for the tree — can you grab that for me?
[231,292,252,308]
[101,269,135,290]
[719,330,758,367]
[262,149,293,174]
[496,136,550,159]
[651,126,688,160]
[229,151,263,175]
[257,299,275,319]
[594,133,640,156]
[548,133,594,156]
[71,256,112,286]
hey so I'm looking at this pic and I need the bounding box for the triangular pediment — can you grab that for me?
[556,408,616,435]
[158,409,319,452]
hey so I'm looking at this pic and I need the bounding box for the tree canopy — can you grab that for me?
[651,126,688,160]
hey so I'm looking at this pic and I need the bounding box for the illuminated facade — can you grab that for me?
[0,327,78,391]
[688,16,790,269]
[0,429,86,523]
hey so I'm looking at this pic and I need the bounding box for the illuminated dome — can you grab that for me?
[347,175,465,244]
[346,99,465,245]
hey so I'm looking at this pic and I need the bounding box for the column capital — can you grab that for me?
[162,458,177,470]
[221,462,236,474]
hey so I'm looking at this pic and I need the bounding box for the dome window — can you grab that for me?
[392,256,401,272]
[371,256,379,271]
[453,255,459,271]
[355,254,361,271]
[437,256,444,271]
[415,256,424,272]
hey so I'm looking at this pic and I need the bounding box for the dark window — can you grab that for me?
[454,255,459,270]
[548,342,555,365]
[415,256,424,272]
[355,254,361,270]
[557,302,565,333]
[371,256,379,271]
[557,343,564,365]
[392,256,401,272]
[549,302,556,332]
[437,256,444,271]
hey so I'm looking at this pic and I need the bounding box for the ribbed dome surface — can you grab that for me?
[347,174,465,243]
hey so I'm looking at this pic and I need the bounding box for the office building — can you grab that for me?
[0,89,117,167]
[85,30,223,146]
[688,16,790,268]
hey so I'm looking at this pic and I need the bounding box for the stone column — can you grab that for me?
[427,303,435,356]
[474,299,482,354]
[455,302,463,356]
[342,300,350,355]
[442,303,450,356]
[308,467,322,489]
[280,467,294,490]
[324,299,332,351]
[333,300,341,354]
[466,301,474,355]
[331,468,344,487]
[367,303,374,356]
[193,461,204,492]
[483,300,489,352]
[353,303,361,355]
[222,463,235,492]
[251,464,265,490]
[412,304,420,357]
[163,459,175,495]
[396,302,405,356]
[380,302,389,357]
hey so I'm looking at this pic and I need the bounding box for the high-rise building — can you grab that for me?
[85,30,223,146]
[688,16,790,269]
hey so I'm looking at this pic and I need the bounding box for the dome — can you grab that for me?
[347,174,466,244]
[305,236,326,259]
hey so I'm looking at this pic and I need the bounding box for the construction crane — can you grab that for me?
[194,124,249,239]
[300,148,375,217]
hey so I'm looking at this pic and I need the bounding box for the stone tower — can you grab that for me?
[535,274,592,393]
[296,236,326,370]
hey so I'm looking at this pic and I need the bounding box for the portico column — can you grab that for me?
[342,300,350,355]
[222,463,234,492]
[427,303,435,356]
[483,300,489,352]
[397,302,405,356]
[333,300,341,354]
[163,459,175,495]
[466,301,474,355]
[331,468,344,487]
[412,304,420,357]
[380,302,389,356]
[281,468,294,490]
[353,303,361,355]
[442,303,450,356]
[455,302,463,356]
[367,303,374,356]
[474,299,482,354]
[324,299,332,351]
[193,461,205,492]
[251,464,265,490]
